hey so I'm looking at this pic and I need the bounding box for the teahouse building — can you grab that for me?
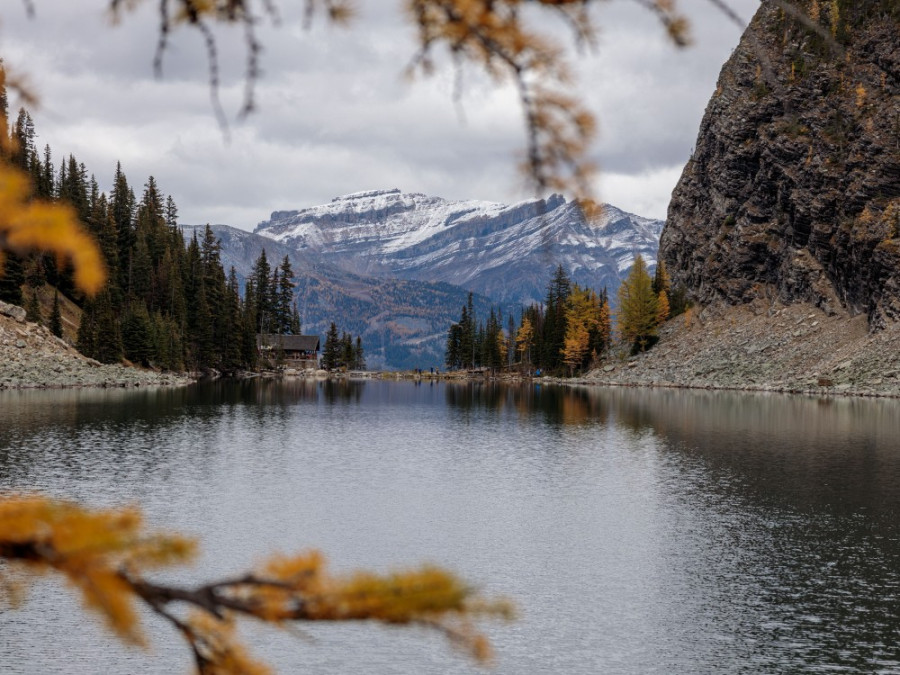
[256,335,320,368]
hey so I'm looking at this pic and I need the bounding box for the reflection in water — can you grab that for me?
[444,382,610,426]
[1,380,900,674]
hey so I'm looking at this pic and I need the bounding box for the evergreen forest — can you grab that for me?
[0,97,321,373]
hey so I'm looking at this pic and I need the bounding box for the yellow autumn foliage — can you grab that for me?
[0,494,512,673]
[0,161,106,295]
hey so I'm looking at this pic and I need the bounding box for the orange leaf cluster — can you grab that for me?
[0,495,512,673]
[0,162,106,295]
[0,495,196,645]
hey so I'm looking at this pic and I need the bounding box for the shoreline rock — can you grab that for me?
[0,308,192,391]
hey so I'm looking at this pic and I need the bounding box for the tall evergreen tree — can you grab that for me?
[49,291,63,338]
[251,249,272,333]
[354,335,365,370]
[0,252,24,305]
[25,288,42,324]
[322,322,340,370]
[277,256,295,334]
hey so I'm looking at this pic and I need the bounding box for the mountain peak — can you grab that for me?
[332,188,402,202]
[254,190,662,306]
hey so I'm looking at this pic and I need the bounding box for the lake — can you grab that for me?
[1,379,900,674]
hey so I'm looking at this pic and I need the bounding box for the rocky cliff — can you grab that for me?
[661,1,900,326]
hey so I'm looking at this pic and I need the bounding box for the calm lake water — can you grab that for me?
[1,379,900,674]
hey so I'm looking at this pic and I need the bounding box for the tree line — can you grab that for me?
[445,259,688,376]
[0,94,319,373]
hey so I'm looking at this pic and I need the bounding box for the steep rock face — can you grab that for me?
[255,189,663,306]
[661,1,900,326]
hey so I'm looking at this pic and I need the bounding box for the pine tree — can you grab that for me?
[652,258,671,296]
[341,331,354,369]
[110,163,136,294]
[290,303,302,335]
[541,265,571,372]
[121,302,154,366]
[322,322,340,370]
[445,323,462,370]
[354,335,366,370]
[0,252,24,305]
[49,291,63,338]
[277,256,295,334]
[94,291,123,364]
[76,297,98,359]
[25,288,42,324]
[222,267,244,372]
[617,254,659,353]
[251,249,272,333]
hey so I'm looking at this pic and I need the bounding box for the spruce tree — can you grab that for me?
[49,291,63,338]
[25,288,42,324]
[251,250,272,333]
[277,256,295,334]
[445,323,461,370]
[323,322,340,370]
[0,252,24,306]
[354,335,365,370]
[94,291,123,364]
[121,302,154,366]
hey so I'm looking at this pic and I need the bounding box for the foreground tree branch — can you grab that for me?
[0,495,513,674]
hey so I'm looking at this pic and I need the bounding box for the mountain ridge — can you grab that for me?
[254,189,663,307]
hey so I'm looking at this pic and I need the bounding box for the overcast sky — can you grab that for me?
[2,0,759,229]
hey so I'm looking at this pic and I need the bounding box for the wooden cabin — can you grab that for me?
[256,334,320,368]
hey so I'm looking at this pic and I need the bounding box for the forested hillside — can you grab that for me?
[0,90,281,373]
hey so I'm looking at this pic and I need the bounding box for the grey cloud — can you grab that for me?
[2,0,760,228]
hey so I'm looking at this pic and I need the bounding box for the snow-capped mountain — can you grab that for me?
[254,189,663,306]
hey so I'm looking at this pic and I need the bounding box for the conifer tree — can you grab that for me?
[617,254,659,353]
[290,302,302,335]
[121,301,154,366]
[516,316,534,368]
[541,265,571,372]
[91,290,124,364]
[341,331,354,369]
[657,290,670,325]
[251,249,272,333]
[49,290,63,338]
[25,288,42,324]
[354,335,365,370]
[76,296,98,358]
[277,256,295,334]
[222,267,244,372]
[0,252,24,305]
[445,322,462,370]
[652,258,671,296]
[322,322,340,370]
[110,162,136,293]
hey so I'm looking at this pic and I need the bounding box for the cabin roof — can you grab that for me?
[256,334,321,352]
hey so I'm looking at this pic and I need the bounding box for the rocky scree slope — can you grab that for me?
[586,300,900,398]
[0,301,189,390]
[255,189,663,306]
[661,1,900,326]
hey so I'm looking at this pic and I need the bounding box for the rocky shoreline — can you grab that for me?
[359,300,900,401]
[579,300,900,399]
[0,302,192,391]
[6,294,900,401]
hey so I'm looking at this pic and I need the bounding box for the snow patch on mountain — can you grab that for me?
[255,190,662,306]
